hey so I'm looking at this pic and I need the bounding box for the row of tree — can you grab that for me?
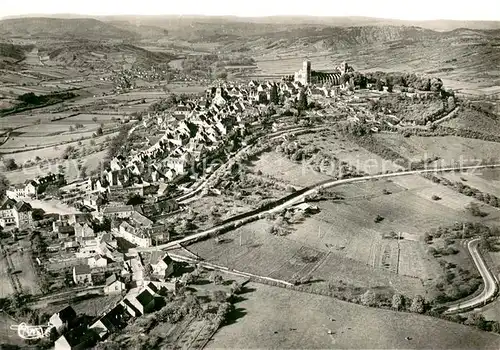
[422,173,500,208]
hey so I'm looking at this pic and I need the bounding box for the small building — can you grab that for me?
[121,288,156,317]
[0,198,16,228]
[53,221,75,237]
[83,194,106,211]
[118,221,152,248]
[150,252,175,280]
[13,201,33,229]
[104,273,127,295]
[88,254,108,269]
[75,223,95,243]
[49,305,77,332]
[54,327,95,350]
[90,304,128,339]
[73,264,92,285]
[101,205,135,219]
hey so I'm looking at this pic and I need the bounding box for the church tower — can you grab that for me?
[302,60,311,85]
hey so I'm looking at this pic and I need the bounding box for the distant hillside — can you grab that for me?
[108,20,169,39]
[0,43,33,61]
[102,15,500,32]
[37,42,176,69]
[0,17,138,40]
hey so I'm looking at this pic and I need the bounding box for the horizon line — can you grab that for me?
[1,13,500,22]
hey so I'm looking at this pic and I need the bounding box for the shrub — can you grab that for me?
[409,295,426,314]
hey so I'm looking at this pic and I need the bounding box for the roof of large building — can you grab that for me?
[14,201,32,212]
[74,264,91,275]
[0,198,16,211]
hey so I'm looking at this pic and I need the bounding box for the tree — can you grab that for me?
[468,202,488,217]
[386,77,394,93]
[409,295,425,314]
[297,88,308,112]
[79,166,88,179]
[376,79,384,91]
[209,271,223,285]
[361,289,377,306]
[3,158,17,171]
[230,281,242,294]
[391,293,405,311]
[212,290,227,303]
[270,83,279,104]
[448,96,456,111]
[0,173,9,199]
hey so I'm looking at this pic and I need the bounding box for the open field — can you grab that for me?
[1,131,113,161]
[391,174,500,215]
[25,198,82,215]
[250,151,332,187]
[2,130,97,150]
[0,312,27,347]
[3,149,108,185]
[0,256,16,298]
[8,249,40,296]
[298,130,403,174]
[374,134,500,166]
[0,112,78,129]
[185,218,424,296]
[187,219,327,282]
[208,283,500,349]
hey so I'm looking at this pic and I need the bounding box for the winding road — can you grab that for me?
[445,238,499,314]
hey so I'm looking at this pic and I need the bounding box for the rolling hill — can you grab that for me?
[0,17,139,40]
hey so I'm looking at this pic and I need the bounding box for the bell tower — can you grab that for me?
[302,60,311,85]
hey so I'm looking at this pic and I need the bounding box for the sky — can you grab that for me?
[1,0,499,21]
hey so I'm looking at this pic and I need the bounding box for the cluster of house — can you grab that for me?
[53,251,178,349]
[6,173,65,200]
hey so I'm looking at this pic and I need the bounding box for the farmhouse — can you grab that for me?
[83,194,106,211]
[53,221,75,237]
[54,327,95,350]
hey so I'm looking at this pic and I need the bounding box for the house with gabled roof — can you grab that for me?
[75,222,95,243]
[104,273,127,295]
[13,200,33,229]
[88,254,107,269]
[90,303,128,339]
[54,326,95,350]
[149,252,175,280]
[121,288,156,317]
[49,305,77,332]
[0,198,16,228]
[73,264,92,285]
